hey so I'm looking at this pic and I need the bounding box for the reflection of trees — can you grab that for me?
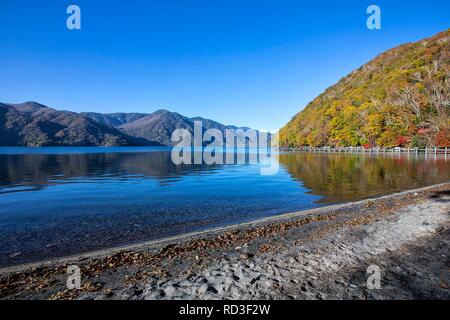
[0,151,222,192]
[1,151,449,201]
[279,153,450,202]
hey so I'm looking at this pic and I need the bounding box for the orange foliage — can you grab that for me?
[434,130,450,147]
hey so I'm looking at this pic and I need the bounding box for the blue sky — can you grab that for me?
[0,1,449,129]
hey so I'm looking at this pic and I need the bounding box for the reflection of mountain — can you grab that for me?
[0,151,223,192]
[2,151,449,202]
[279,153,450,202]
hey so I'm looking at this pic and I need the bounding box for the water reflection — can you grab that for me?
[0,148,449,267]
[1,149,448,202]
[278,152,450,202]
[0,151,222,193]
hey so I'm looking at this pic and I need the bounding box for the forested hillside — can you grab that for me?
[279,29,450,148]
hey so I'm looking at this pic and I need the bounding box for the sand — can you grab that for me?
[0,183,449,300]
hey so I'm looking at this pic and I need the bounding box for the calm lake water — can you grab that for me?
[0,147,449,267]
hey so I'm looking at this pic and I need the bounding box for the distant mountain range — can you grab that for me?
[0,102,258,147]
[82,110,230,146]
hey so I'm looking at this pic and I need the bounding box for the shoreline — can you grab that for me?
[0,182,449,299]
[1,182,449,275]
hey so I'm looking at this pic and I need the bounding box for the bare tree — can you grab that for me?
[393,86,422,118]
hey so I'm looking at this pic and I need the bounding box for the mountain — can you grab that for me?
[118,111,260,146]
[118,110,194,146]
[191,117,252,132]
[279,29,450,148]
[84,110,261,146]
[0,102,157,147]
[79,112,148,127]
[0,102,260,147]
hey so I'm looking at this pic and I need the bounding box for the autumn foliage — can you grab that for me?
[279,29,450,148]
[434,130,450,147]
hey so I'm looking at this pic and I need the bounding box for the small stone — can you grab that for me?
[434,226,445,234]
[104,289,115,298]
[206,285,218,294]
[197,284,208,295]
[164,286,176,297]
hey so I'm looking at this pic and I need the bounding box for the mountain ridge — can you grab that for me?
[0,102,260,147]
[0,102,156,147]
[279,29,450,148]
[82,110,257,146]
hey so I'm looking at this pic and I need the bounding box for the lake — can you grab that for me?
[0,147,449,267]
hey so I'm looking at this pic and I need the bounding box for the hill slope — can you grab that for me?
[0,102,152,147]
[279,29,450,148]
[0,102,261,147]
[118,110,195,146]
[118,111,259,146]
[80,112,148,128]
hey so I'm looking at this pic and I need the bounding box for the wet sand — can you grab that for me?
[0,183,449,300]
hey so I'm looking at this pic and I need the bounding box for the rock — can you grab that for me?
[434,226,445,234]
[104,289,115,298]
[207,285,218,294]
[163,286,176,297]
[239,253,254,260]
